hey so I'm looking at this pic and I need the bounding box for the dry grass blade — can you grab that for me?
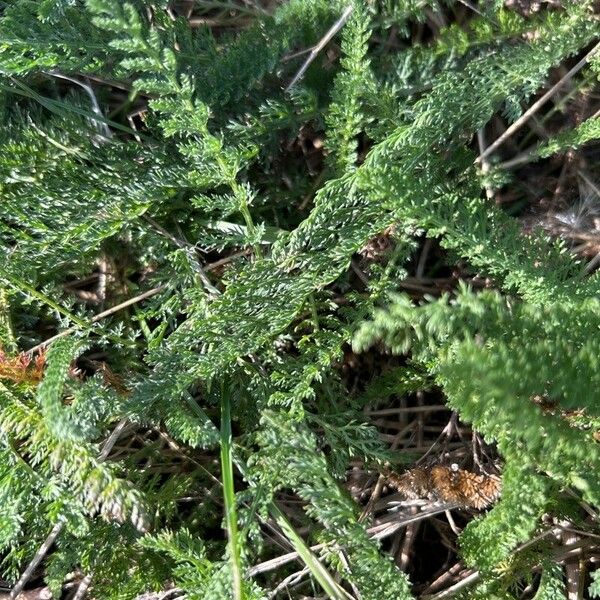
[285,4,354,92]
[477,41,600,163]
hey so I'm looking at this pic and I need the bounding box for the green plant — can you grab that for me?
[1,1,600,598]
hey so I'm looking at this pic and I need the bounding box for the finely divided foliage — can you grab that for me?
[0,0,599,598]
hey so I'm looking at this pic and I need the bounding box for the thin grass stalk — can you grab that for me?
[269,504,354,600]
[220,382,244,600]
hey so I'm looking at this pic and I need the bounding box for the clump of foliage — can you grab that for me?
[1,1,600,599]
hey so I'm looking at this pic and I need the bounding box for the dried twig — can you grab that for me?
[71,573,93,600]
[285,5,354,92]
[26,285,165,355]
[9,522,64,600]
[250,501,459,578]
[476,42,600,164]
[424,570,481,599]
[267,567,310,600]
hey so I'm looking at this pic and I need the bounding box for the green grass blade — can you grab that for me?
[220,382,245,600]
[270,504,354,600]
